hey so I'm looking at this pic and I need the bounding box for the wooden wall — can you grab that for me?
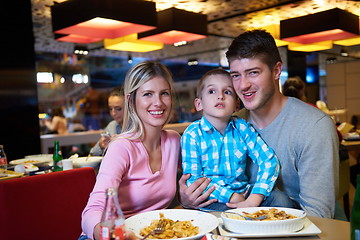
[0,0,41,160]
[326,61,360,123]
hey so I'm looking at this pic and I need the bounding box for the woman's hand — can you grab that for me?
[93,223,101,240]
[99,136,111,149]
[125,230,139,240]
[178,174,217,209]
[93,224,139,240]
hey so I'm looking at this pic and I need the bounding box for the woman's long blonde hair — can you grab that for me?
[121,61,175,140]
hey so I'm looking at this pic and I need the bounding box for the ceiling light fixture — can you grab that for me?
[138,7,207,45]
[104,34,164,52]
[334,36,360,46]
[261,25,289,47]
[74,46,89,55]
[174,41,187,47]
[188,58,199,66]
[287,40,333,52]
[127,54,133,64]
[280,8,359,44]
[51,0,157,42]
[55,33,102,44]
[340,47,349,57]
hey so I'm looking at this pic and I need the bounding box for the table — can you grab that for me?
[342,140,360,151]
[173,205,350,240]
[39,124,192,153]
[211,216,349,240]
[302,216,349,240]
[40,130,102,154]
[342,140,360,164]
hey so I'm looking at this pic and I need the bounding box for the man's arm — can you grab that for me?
[297,116,339,218]
[178,174,217,209]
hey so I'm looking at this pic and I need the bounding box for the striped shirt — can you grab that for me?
[181,116,279,203]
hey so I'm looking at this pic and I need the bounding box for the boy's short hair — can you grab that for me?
[226,29,282,70]
[196,68,231,98]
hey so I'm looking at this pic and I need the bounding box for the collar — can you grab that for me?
[199,116,236,134]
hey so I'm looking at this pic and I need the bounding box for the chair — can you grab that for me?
[338,158,351,220]
[0,167,96,240]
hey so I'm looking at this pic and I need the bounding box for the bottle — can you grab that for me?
[100,187,126,240]
[53,141,63,172]
[351,174,360,240]
[0,145,7,177]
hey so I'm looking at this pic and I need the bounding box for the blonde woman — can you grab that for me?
[81,61,181,240]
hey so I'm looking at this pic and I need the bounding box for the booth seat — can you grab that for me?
[0,167,96,240]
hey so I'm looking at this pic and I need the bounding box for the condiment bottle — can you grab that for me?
[0,145,7,177]
[100,187,126,240]
[53,141,63,172]
[351,174,360,240]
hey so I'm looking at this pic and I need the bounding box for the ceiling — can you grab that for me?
[31,0,360,65]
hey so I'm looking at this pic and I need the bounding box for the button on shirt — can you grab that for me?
[181,116,279,203]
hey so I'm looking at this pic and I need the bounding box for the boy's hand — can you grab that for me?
[227,194,264,208]
[229,192,245,204]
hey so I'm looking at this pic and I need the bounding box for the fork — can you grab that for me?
[141,221,165,240]
[224,211,266,221]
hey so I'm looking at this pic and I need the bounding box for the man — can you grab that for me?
[179,29,339,218]
[90,87,125,156]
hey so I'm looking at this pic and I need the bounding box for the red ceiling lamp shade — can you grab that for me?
[138,7,207,45]
[280,8,359,44]
[55,34,102,44]
[51,0,157,41]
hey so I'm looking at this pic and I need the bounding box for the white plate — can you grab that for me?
[71,156,102,168]
[218,217,321,238]
[9,158,52,166]
[221,207,306,234]
[125,209,219,240]
[25,154,52,159]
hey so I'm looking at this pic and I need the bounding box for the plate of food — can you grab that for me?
[71,156,102,168]
[220,207,310,235]
[0,170,24,181]
[343,132,360,141]
[9,157,52,167]
[125,209,219,240]
[25,154,52,160]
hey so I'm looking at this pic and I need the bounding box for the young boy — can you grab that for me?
[181,68,293,211]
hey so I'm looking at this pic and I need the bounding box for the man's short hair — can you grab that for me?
[226,29,282,69]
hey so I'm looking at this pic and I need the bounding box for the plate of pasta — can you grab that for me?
[221,207,307,234]
[125,209,219,240]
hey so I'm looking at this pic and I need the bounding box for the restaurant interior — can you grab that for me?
[0,0,360,238]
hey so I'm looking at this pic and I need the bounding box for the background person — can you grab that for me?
[90,87,125,156]
[42,106,68,135]
[81,61,181,240]
[182,68,293,211]
[282,76,307,102]
[282,76,317,108]
[179,29,339,219]
[282,76,343,142]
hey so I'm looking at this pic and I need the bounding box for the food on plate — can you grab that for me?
[139,213,199,239]
[226,208,297,221]
[22,160,41,164]
[10,157,52,166]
